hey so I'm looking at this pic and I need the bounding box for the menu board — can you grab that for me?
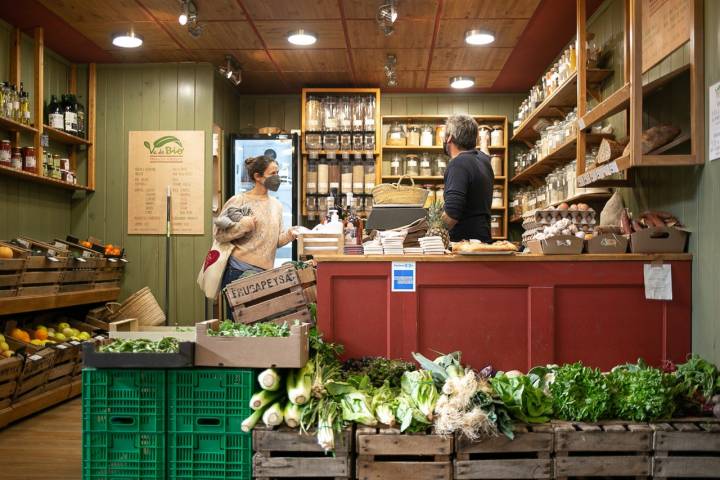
[642,0,691,73]
[128,130,205,235]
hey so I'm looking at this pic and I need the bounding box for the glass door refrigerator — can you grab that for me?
[228,133,300,266]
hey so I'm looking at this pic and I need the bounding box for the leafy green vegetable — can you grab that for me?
[490,372,553,423]
[608,361,676,421]
[412,351,463,389]
[401,370,439,421]
[549,362,611,422]
[98,337,179,353]
[342,357,415,388]
[371,382,399,427]
[340,391,377,426]
[208,320,292,337]
[675,355,720,412]
[396,393,432,432]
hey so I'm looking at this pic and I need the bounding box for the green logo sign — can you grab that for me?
[144,135,184,155]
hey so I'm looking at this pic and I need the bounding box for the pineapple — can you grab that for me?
[426,200,450,249]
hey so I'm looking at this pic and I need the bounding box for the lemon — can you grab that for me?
[1,350,13,358]
[62,328,75,337]
[30,339,43,346]
[0,342,8,351]
[78,332,91,341]
[0,334,5,342]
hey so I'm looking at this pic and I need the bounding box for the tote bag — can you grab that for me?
[197,239,235,299]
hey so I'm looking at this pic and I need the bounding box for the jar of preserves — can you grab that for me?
[407,125,421,146]
[22,146,35,173]
[435,125,447,146]
[0,139,11,167]
[490,125,504,147]
[405,154,420,176]
[390,153,403,176]
[420,125,434,146]
[478,125,491,154]
[434,154,447,176]
[491,215,502,238]
[490,154,503,177]
[386,122,406,146]
[10,147,22,170]
[364,153,376,195]
[420,152,432,176]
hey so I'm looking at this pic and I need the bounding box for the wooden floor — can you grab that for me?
[0,398,82,479]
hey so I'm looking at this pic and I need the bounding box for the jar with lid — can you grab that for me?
[340,155,352,194]
[490,125,504,147]
[364,153,376,195]
[305,95,322,131]
[363,132,375,152]
[10,147,22,170]
[547,173,558,205]
[478,125,491,154]
[352,154,364,195]
[317,154,329,195]
[435,125,446,146]
[0,139,11,167]
[419,152,432,176]
[323,96,338,131]
[407,125,420,146]
[405,154,420,176]
[566,162,576,199]
[352,132,364,151]
[434,154,447,176]
[351,97,364,132]
[306,154,318,194]
[305,132,322,150]
[490,154,503,177]
[328,154,340,193]
[386,122,406,146]
[22,146,35,173]
[420,125,434,147]
[306,196,318,222]
[492,186,504,209]
[390,153,403,176]
[491,215,502,238]
[323,132,339,151]
[338,96,352,132]
[363,97,376,132]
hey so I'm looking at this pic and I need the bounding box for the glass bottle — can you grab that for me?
[63,94,78,133]
[10,147,22,170]
[0,139,11,167]
[20,90,30,126]
[351,97,364,132]
[10,84,19,122]
[434,154,447,176]
[390,153,403,176]
[352,154,364,195]
[363,96,375,132]
[364,153,375,195]
[76,98,85,137]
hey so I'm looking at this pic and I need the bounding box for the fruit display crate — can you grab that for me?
[356,427,453,480]
[553,421,653,479]
[9,340,55,402]
[454,423,554,479]
[0,242,26,298]
[168,431,252,480]
[651,418,720,478]
[0,355,22,409]
[253,426,354,479]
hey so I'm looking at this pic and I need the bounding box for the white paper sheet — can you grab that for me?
[644,264,673,300]
[710,81,720,161]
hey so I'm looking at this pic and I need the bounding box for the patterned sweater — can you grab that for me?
[214,192,294,270]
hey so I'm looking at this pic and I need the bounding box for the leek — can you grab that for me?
[241,403,268,432]
[288,360,314,405]
[262,401,285,427]
[284,401,301,428]
[258,368,281,391]
[250,389,283,411]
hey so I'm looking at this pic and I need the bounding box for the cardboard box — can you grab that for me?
[586,233,629,254]
[194,320,310,368]
[108,318,197,342]
[527,235,584,255]
[630,227,688,253]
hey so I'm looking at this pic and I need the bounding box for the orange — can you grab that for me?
[0,246,13,259]
[34,329,48,341]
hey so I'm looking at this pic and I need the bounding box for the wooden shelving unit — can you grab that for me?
[550,191,612,207]
[0,27,96,192]
[0,287,119,316]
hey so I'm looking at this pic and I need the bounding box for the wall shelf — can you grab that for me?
[383,145,506,151]
[383,175,444,181]
[0,164,93,191]
[43,125,92,146]
[0,116,38,135]
[0,287,119,316]
[550,191,612,207]
[304,150,374,156]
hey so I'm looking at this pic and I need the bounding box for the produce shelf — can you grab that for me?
[0,116,38,135]
[0,287,119,315]
[0,164,93,192]
[43,125,92,145]
[512,69,613,142]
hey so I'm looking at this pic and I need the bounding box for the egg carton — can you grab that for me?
[532,208,597,227]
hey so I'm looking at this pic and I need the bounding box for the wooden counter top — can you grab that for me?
[313,253,692,262]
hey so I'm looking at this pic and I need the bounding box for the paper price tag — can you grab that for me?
[644,264,673,300]
[56,344,68,350]
[70,341,81,346]
[29,354,43,361]
[94,335,105,341]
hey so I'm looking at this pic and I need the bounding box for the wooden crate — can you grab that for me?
[0,356,23,410]
[297,232,344,257]
[0,242,27,298]
[93,257,125,290]
[652,418,720,478]
[454,423,554,479]
[553,421,652,479]
[356,427,453,480]
[108,318,196,341]
[17,248,66,296]
[10,343,55,402]
[224,264,316,324]
[253,426,353,479]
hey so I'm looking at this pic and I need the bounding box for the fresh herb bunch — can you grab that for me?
[208,320,292,337]
[673,355,720,414]
[309,327,343,365]
[550,362,611,422]
[342,357,416,388]
[99,337,179,353]
[490,371,554,423]
[608,360,677,421]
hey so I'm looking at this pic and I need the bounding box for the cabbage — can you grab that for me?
[340,391,377,426]
[400,370,439,421]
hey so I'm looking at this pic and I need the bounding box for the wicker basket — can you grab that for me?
[106,286,166,326]
[372,176,429,206]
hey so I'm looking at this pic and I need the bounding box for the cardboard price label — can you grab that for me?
[29,354,43,361]
[70,341,81,346]
[56,344,68,350]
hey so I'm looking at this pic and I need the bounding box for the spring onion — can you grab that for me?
[258,368,281,391]
[262,401,285,427]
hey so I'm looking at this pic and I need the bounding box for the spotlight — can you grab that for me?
[178,0,197,26]
[377,0,398,36]
[218,55,242,86]
[112,31,143,48]
[465,29,495,46]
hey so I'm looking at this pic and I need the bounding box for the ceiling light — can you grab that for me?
[465,29,495,46]
[218,55,242,86]
[178,13,188,25]
[450,76,475,89]
[287,29,317,46]
[188,19,203,38]
[111,32,143,48]
[377,0,398,36]
[178,0,197,26]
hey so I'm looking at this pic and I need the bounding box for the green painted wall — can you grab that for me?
[70,63,216,326]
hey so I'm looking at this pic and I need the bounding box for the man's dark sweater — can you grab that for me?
[443,150,494,242]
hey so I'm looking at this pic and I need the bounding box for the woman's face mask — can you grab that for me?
[263,174,282,191]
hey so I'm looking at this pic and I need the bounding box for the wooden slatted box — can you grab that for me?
[7,338,56,402]
[553,421,652,479]
[0,355,23,409]
[14,238,68,296]
[454,423,554,479]
[0,241,26,298]
[253,426,353,479]
[224,264,316,325]
[93,257,125,290]
[652,418,720,478]
[356,427,453,480]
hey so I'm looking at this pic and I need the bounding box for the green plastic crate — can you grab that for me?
[167,433,252,480]
[167,369,254,433]
[82,431,165,480]
[82,369,166,433]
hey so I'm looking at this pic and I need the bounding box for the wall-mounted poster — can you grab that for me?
[128,130,205,235]
[642,0,691,73]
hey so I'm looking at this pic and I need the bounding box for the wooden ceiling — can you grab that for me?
[0,0,599,94]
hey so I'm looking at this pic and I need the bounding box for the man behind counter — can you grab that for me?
[441,114,494,243]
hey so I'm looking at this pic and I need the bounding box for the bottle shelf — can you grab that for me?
[0,116,38,135]
[43,125,92,146]
[0,164,93,191]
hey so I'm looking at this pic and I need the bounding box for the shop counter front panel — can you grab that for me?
[316,258,691,371]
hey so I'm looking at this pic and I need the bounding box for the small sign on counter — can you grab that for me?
[391,261,416,292]
[644,263,672,300]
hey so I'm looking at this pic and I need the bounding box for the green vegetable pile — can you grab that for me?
[99,337,179,353]
[550,362,612,422]
[608,360,677,421]
[208,320,292,337]
[343,357,416,388]
[674,355,720,414]
[490,368,554,424]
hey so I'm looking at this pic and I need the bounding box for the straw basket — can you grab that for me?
[372,176,429,206]
[106,286,166,326]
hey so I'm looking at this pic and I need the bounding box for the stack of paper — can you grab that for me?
[419,236,446,255]
[381,237,405,255]
[363,240,383,255]
[344,245,364,255]
[404,247,424,255]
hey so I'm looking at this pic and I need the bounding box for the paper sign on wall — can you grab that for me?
[391,261,416,292]
[641,0,691,73]
[710,81,720,162]
[128,131,205,235]
[644,263,673,300]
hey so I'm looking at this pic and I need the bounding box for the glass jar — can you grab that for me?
[386,122,406,146]
[363,97,376,132]
[352,155,364,195]
[390,154,403,176]
[10,147,22,170]
[306,95,322,131]
[478,125,491,153]
[407,125,421,146]
[435,125,446,146]
[491,215,502,238]
[328,154,340,192]
[0,139,11,167]
[492,186,504,209]
[22,146,35,173]
[340,132,352,151]
[323,132,339,151]
[351,97,364,132]
[352,132,364,151]
[306,195,318,222]
[434,154,447,176]
[490,126,504,147]
[364,153,376,195]
[338,96,352,132]
[405,154,420,176]
[490,154,503,177]
[363,133,375,151]
[317,155,329,195]
[306,154,318,195]
[305,132,322,150]
[341,155,352,194]
[323,96,338,131]
[420,152,432,176]
[420,125,434,147]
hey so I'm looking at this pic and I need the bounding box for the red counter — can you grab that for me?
[315,254,692,371]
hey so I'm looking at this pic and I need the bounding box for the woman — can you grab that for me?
[215,155,296,298]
